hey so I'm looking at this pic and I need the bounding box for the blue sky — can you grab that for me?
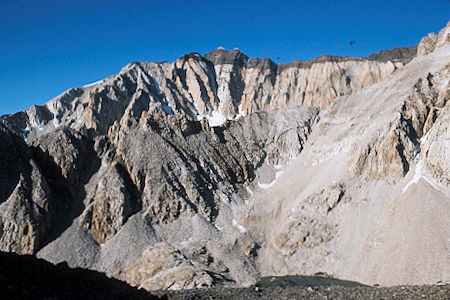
[0,0,449,116]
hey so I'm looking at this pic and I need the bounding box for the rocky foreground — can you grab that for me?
[165,285,449,300]
[1,251,448,299]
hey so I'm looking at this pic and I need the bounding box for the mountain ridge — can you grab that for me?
[1,44,414,142]
[0,21,448,291]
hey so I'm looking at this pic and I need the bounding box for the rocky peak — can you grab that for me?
[367,46,418,63]
[174,52,213,68]
[279,55,361,71]
[417,20,450,56]
[246,57,278,73]
[204,49,249,66]
[1,38,423,142]
[417,32,438,56]
[279,46,418,72]
[435,20,450,49]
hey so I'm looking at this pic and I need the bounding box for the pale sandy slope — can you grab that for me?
[236,43,450,286]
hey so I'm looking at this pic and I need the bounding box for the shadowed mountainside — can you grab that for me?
[0,251,161,299]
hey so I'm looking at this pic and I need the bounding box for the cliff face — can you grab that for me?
[0,22,449,290]
[2,43,411,141]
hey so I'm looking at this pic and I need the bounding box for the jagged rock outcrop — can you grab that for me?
[417,32,439,56]
[0,22,448,291]
[420,94,450,184]
[120,242,216,291]
[32,129,99,189]
[349,65,449,180]
[0,125,54,254]
[417,21,450,56]
[80,162,140,243]
[273,183,347,257]
[107,107,318,225]
[367,46,417,63]
[1,43,415,142]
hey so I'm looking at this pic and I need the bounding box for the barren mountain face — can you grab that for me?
[0,22,449,291]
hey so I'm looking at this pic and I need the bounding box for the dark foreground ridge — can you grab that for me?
[0,251,448,299]
[0,251,162,299]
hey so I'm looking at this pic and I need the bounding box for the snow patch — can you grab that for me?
[22,125,30,133]
[402,161,440,193]
[207,110,227,127]
[258,181,276,190]
[258,171,284,189]
[235,102,245,119]
[193,102,207,121]
[216,190,230,204]
[402,161,423,193]
[420,130,431,143]
[82,79,103,88]
[52,117,60,128]
[46,102,61,128]
[232,219,246,233]
[245,186,254,197]
[196,113,206,121]
[422,176,440,191]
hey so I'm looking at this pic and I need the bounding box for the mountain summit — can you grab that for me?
[2,43,416,141]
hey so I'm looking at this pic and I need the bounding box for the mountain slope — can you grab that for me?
[238,37,450,286]
[0,22,448,291]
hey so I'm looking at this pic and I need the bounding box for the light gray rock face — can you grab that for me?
[79,162,139,244]
[348,69,447,180]
[1,103,318,288]
[0,23,449,290]
[419,69,450,184]
[417,21,450,56]
[119,242,216,290]
[0,124,54,254]
[273,183,347,256]
[33,107,316,288]
[1,44,414,141]
[108,107,317,225]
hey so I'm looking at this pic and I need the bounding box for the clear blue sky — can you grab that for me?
[0,0,449,116]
